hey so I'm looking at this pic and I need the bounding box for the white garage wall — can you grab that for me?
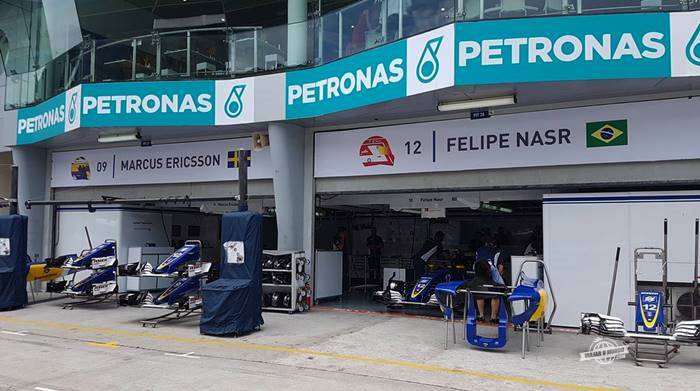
[544,191,700,327]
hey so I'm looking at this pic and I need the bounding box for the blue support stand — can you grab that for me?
[466,294,508,349]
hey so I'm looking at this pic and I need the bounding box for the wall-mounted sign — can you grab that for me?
[17,11,700,145]
[455,13,671,85]
[314,97,700,178]
[286,40,408,119]
[17,76,282,145]
[51,138,272,188]
[16,86,81,145]
[286,24,455,119]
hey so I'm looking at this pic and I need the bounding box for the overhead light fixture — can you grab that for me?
[98,132,141,143]
[437,95,516,112]
[480,202,513,214]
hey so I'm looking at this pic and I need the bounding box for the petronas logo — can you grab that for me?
[686,24,700,66]
[68,93,78,124]
[417,36,443,84]
[225,85,246,118]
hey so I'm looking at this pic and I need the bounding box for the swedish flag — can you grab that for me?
[227,150,251,168]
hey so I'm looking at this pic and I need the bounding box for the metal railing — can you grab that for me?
[5,0,695,110]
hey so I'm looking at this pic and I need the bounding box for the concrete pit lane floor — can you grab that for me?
[1,298,700,390]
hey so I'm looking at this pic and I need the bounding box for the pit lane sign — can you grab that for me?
[51,138,272,188]
[314,97,700,178]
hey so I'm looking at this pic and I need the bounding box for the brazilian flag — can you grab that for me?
[586,120,628,148]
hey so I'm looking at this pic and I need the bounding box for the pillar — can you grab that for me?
[287,0,308,67]
[11,146,48,260]
[268,122,306,251]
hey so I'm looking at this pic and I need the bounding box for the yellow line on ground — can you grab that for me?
[86,340,120,348]
[0,316,615,391]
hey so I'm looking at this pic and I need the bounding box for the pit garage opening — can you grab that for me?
[313,190,544,314]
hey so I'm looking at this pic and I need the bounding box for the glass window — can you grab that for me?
[402,0,454,37]
[190,30,228,77]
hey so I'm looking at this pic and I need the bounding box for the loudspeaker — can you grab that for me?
[252,132,269,152]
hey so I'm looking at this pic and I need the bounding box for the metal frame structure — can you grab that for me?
[622,219,679,366]
[262,250,308,314]
[140,244,210,328]
[694,218,699,320]
[581,218,700,368]
[61,239,121,310]
[440,259,556,358]
[21,151,252,314]
[140,306,201,328]
[597,218,700,367]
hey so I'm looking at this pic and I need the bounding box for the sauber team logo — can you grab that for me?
[359,136,395,167]
[71,157,91,181]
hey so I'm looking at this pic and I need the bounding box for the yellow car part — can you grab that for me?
[27,264,65,282]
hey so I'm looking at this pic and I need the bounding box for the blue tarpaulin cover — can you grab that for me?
[0,215,28,311]
[200,212,263,335]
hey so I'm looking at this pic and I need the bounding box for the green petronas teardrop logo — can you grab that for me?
[68,93,78,124]
[686,24,700,66]
[417,36,443,84]
[225,85,246,118]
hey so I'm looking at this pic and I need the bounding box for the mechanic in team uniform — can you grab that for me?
[473,237,508,323]
[475,237,507,284]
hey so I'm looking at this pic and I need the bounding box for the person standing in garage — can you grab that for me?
[366,227,384,284]
[412,231,445,282]
[333,227,350,291]
[476,237,506,286]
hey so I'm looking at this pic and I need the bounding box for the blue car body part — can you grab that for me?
[408,270,452,303]
[509,277,543,326]
[375,269,466,307]
[66,241,115,269]
[152,276,202,306]
[153,241,201,275]
[68,267,116,295]
[466,294,508,349]
[434,280,466,319]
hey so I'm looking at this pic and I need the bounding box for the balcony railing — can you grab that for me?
[5,0,696,110]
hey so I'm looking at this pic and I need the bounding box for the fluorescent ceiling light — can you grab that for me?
[437,95,516,112]
[98,132,141,143]
[480,203,513,214]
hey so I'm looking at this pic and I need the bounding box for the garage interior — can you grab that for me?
[313,189,545,313]
[313,183,700,315]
